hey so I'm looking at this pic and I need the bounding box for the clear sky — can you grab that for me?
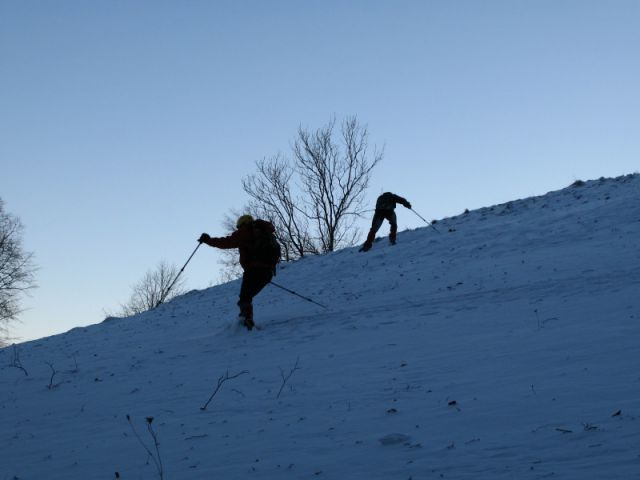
[1,0,638,342]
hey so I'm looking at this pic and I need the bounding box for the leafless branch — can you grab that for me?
[293,116,382,252]
[0,198,37,343]
[109,261,186,317]
[233,115,382,276]
[200,369,249,411]
[277,356,300,399]
[45,361,60,389]
[126,415,164,479]
[242,154,318,260]
[8,343,28,376]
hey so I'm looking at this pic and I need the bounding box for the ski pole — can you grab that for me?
[410,208,441,233]
[155,242,202,308]
[269,281,328,309]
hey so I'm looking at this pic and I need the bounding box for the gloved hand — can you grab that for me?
[405,201,412,209]
[198,233,210,243]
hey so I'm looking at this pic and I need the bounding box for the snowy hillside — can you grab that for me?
[2,174,639,480]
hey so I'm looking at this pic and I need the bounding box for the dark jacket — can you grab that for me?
[376,192,410,211]
[202,219,276,270]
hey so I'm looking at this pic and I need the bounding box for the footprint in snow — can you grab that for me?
[379,433,411,446]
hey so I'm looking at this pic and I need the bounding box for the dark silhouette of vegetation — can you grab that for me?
[0,198,36,345]
[111,261,185,317]
[225,116,382,277]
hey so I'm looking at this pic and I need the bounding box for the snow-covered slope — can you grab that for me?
[2,174,639,480]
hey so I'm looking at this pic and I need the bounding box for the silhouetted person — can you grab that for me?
[199,215,280,330]
[360,192,411,252]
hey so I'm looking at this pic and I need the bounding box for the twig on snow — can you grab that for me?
[126,415,164,479]
[45,361,60,389]
[8,344,28,376]
[277,356,300,399]
[200,370,249,411]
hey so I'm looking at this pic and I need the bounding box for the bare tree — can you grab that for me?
[294,116,383,252]
[240,115,382,261]
[0,198,37,345]
[113,261,186,317]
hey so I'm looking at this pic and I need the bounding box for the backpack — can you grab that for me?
[249,221,281,267]
[376,192,397,211]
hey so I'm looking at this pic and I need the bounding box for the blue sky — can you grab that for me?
[1,0,638,342]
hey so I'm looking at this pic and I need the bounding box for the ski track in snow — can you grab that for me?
[1,174,640,479]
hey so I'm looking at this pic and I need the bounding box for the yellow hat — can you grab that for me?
[236,214,254,228]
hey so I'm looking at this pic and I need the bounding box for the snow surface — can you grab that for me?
[2,174,640,480]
